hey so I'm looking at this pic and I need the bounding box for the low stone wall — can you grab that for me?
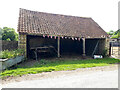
[111,47,120,59]
[0,40,18,51]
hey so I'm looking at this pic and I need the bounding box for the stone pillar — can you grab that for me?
[105,38,110,56]
[18,33,27,57]
[82,38,86,56]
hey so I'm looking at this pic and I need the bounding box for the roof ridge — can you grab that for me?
[19,8,91,19]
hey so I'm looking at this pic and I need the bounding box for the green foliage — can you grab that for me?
[111,29,120,39]
[111,35,118,39]
[0,58,119,78]
[107,30,114,35]
[6,38,11,41]
[0,27,18,41]
[0,49,24,59]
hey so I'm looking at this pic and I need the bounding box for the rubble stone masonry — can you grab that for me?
[105,38,110,56]
[18,33,27,57]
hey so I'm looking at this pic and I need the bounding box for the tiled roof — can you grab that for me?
[17,8,108,38]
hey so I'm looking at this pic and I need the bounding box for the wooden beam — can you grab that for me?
[82,38,86,56]
[58,36,60,57]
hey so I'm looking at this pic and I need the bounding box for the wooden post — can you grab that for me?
[82,38,86,56]
[109,42,111,56]
[112,42,113,55]
[58,36,60,57]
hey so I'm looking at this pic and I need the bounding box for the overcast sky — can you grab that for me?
[0,0,119,32]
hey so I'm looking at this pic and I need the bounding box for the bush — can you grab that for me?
[0,49,24,59]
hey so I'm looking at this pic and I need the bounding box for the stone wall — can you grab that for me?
[105,38,110,56]
[119,47,120,59]
[18,33,27,56]
[111,47,120,59]
[0,40,18,51]
[118,39,120,58]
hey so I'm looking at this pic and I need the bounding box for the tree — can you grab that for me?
[0,27,18,41]
[111,29,120,39]
[107,30,114,35]
[0,27,2,40]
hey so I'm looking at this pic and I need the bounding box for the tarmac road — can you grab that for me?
[2,65,118,88]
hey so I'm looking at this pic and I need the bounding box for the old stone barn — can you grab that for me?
[17,8,109,59]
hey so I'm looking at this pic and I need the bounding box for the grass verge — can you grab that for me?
[0,58,120,79]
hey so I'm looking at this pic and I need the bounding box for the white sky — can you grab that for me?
[0,0,119,32]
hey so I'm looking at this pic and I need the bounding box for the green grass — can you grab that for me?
[0,58,120,79]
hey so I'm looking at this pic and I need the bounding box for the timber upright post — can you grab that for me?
[82,38,86,57]
[57,36,60,57]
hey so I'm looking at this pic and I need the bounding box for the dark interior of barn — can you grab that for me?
[60,38,83,55]
[27,35,105,59]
